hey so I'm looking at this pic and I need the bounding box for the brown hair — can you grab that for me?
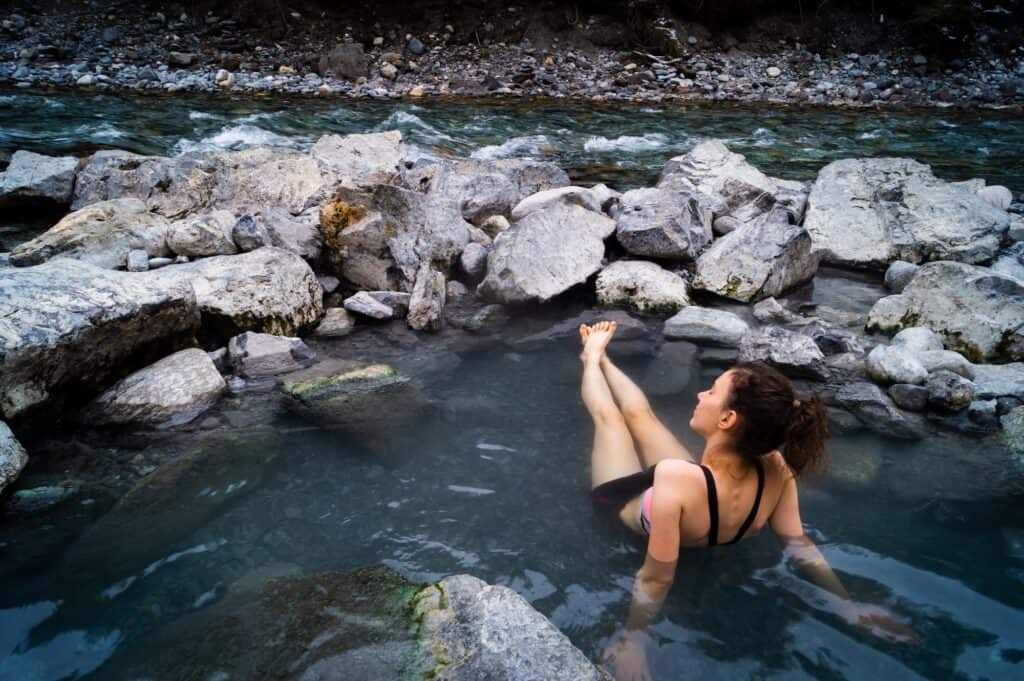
[725,362,829,476]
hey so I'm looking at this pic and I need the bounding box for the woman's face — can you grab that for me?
[689,370,736,438]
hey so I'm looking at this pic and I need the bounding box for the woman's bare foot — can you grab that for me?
[580,320,617,363]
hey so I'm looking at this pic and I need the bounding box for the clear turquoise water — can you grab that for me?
[1,92,1023,680]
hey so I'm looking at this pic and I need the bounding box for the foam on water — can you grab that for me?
[172,124,300,154]
[373,110,457,143]
[583,132,669,152]
[470,134,552,160]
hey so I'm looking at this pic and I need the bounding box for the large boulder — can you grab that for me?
[658,139,809,232]
[0,421,28,496]
[0,150,78,205]
[663,307,749,347]
[85,348,226,428]
[477,202,616,304]
[510,184,615,222]
[318,43,369,80]
[417,574,611,681]
[971,362,1024,400]
[692,207,819,302]
[803,158,1009,269]
[866,262,1024,363]
[166,209,238,257]
[10,198,171,268]
[596,260,691,313]
[738,326,829,380]
[148,247,323,344]
[310,130,404,187]
[404,158,570,225]
[0,259,199,426]
[614,186,713,260]
[71,149,212,216]
[833,382,927,440]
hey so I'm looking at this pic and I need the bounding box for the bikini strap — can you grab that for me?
[726,458,765,545]
[699,465,719,547]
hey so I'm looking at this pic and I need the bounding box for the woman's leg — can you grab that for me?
[580,322,644,488]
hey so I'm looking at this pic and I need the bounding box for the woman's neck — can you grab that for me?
[701,438,748,470]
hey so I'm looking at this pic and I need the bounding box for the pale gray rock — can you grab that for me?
[167,209,238,257]
[126,249,149,271]
[407,265,446,332]
[663,307,749,347]
[738,326,829,380]
[867,262,1024,363]
[403,158,570,225]
[1009,214,1024,242]
[460,242,489,282]
[891,327,944,354]
[596,260,691,313]
[510,184,615,221]
[228,332,314,377]
[255,208,322,262]
[481,214,511,238]
[977,185,1013,211]
[0,259,199,425]
[0,150,78,205]
[310,130,404,187]
[477,203,615,304]
[926,370,976,413]
[208,347,229,374]
[419,574,610,681]
[804,158,1009,269]
[752,297,801,324]
[317,275,341,294]
[0,421,28,496]
[659,139,809,228]
[834,382,927,440]
[446,281,470,299]
[312,308,355,338]
[884,260,918,293]
[971,362,1024,400]
[10,198,171,268]
[865,345,928,385]
[917,350,975,379]
[231,214,269,251]
[86,348,226,428]
[147,247,322,341]
[693,208,819,302]
[345,291,396,319]
[888,383,929,412]
[367,291,412,316]
[148,257,173,269]
[614,186,712,260]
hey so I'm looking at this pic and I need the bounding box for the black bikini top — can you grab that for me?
[697,458,765,547]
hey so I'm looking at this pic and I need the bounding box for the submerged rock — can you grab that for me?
[85,348,226,428]
[692,207,819,302]
[10,197,171,268]
[0,150,78,205]
[614,186,712,260]
[867,261,1024,363]
[0,421,28,496]
[596,260,690,313]
[804,158,1008,269]
[663,307,749,347]
[0,259,199,426]
[477,202,615,304]
[1003,406,1024,458]
[148,247,323,344]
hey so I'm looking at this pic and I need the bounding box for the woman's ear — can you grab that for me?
[718,409,739,431]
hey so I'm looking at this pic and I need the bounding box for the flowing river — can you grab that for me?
[1,91,1023,681]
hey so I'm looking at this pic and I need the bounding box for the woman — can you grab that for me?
[578,320,913,681]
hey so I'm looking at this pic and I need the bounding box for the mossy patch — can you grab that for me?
[283,363,398,398]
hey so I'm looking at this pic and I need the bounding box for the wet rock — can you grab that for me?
[888,383,929,412]
[227,332,314,377]
[664,307,749,347]
[804,158,1009,269]
[884,260,918,293]
[693,207,819,302]
[282,360,427,436]
[865,344,927,385]
[867,262,1024,363]
[0,421,28,495]
[312,308,355,338]
[319,43,369,80]
[407,264,446,332]
[925,370,976,413]
[833,382,927,440]
[0,259,199,426]
[738,326,829,380]
[659,139,809,229]
[967,399,1000,431]
[596,260,690,313]
[804,323,865,356]
[1000,405,1024,457]
[510,184,616,222]
[344,291,397,320]
[148,247,322,343]
[477,202,615,304]
[615,187,713,261]
[10,198,171,269]
[971,362,1024,400]
[85,348,226,428]
[310,130,404,187]
[167,209,238,257]
[0,150,77,205]
[231,214,269,251]
[642,341,699,396]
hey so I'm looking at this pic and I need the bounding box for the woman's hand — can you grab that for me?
[601,629,653,681]
[841,602,919,644]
